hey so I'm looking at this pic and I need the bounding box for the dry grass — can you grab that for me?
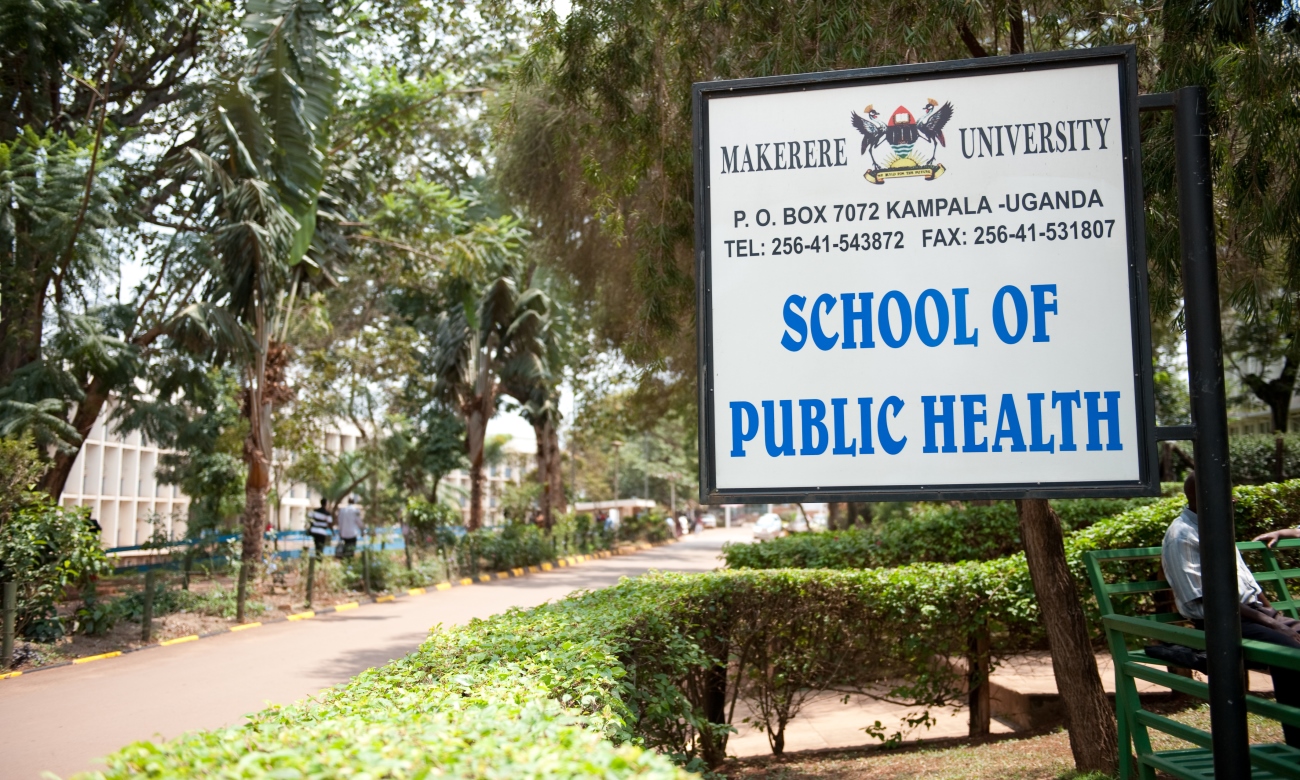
[720,701,1286,780]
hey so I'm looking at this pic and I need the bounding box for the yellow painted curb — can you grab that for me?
[161,635,199,645]
[335,602,360,612]
[512,567,525,576]
[229,622,262,632]
[1,670,23,679]
[409,587,427,596]
[459,577,473,586]
[287,611,315,621]
[557,559,568,567]
[73,651,122,664]
[540,563,552,571]
[436,582,452,591]
[477,574,491,583]
[376,594,395,603]
[496,571,511,580]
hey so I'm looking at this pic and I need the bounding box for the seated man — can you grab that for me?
[1164,472,1300,745]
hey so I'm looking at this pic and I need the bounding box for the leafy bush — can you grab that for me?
[724,497,1156,570]
[1229,433,1300,484]
[0,498,110,641]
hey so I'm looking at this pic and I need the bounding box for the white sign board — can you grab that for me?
[694,48,1156,502]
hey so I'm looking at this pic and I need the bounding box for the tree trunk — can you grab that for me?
[548,423,564,515]
[40,376,110,498]
[968,625,992,736]
[1016,498,1117,774]
[466,402,487,531]
[0,273,48,388]
[240,319,272,568]
[1244,352,1297,433]
[533,417,552,527]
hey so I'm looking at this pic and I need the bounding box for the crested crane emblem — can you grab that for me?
[851,99,954,184]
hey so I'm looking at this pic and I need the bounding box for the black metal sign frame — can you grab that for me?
[693,46,1158,504]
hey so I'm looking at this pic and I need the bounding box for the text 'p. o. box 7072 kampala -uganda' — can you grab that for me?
[693,47,1157,503]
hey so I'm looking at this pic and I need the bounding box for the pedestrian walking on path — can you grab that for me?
[308,499,333,557]
[336,497,363,559]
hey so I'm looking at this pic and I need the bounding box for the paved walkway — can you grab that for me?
[3,528,750,780]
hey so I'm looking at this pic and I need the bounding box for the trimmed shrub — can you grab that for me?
[724,496,1157,570]
[1230,433,1300,484]
[0,499,109,641]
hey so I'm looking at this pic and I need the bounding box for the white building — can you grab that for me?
[60,406,362,549]
[441,440,533,525]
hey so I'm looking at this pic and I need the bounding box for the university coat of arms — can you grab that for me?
[851,99,954,184]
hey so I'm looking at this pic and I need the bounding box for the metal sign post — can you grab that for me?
[1171,85,1250,778]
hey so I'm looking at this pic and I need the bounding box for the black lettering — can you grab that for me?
[1005,124,1020,155]
[977,127,993,158]
[721,146,740,173]
[788,141,802,169]
[774,143,785,170]
[902,201,916,219]
[1095,118,1111,149]
[743,146,754,172]
[977,196,991,214]
[1055,191,1069,209]
[887,201,901,219]
[1068,120,1077,151]
[995,125,1005,156]
[1056,121,1068,153]
[756,143,772,171]
[1039,122,1054,153]
[918,199,935,218]
[1072,190,1086,208]
[1088,189,1103,207]
[960,128,976,159]
[834,138,847,166]
[1024,123,1038,154]
[804,140,816,168]
[818,139,832,168]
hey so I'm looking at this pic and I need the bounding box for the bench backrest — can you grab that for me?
[1084,538,1300,780]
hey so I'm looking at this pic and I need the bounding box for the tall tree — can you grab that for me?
[430,266,546,529]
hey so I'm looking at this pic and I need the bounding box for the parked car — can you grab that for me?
[752,513,784,541]
[700,513,718,529]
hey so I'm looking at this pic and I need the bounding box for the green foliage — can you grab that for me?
[88,483,1300,776]
[1229,434,1300,484]
[724,497,1156,570]
[0,498,109,640]
[0,435,46,531]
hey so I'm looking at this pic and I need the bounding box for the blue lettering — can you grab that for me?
[841,292,874,349]
[953,288,978,346]
[878,396,907,455]
[729,401,758,457]
[992,394,1027,452]
[1052,391,1081,451]
[858,397,875,454]
[1031,284,1057,343]
[800,399,829,455]
[762,400,795,456]
[781,295,807,351]
[879,291,912,348]
[960,394,988,452]
[916,289,950,347]
[922,394,957,453]
[810,294,839,350]
[832,398,857,455]
[1085,390,1123,451]
[993,286,1028,344]
[1028,392,1055,453]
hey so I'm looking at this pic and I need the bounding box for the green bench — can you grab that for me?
[1085,538,1300,779]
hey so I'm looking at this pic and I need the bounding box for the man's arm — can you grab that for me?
[1242,602,1300,640]
[1254,528,1300,548]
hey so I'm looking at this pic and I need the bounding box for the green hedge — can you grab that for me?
[1230,433,1300,484]
[88,566,1009,776]
[86,483,1300,777]
[723,497,1157,570]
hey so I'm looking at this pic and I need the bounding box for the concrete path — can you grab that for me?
[2,528,750,780]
